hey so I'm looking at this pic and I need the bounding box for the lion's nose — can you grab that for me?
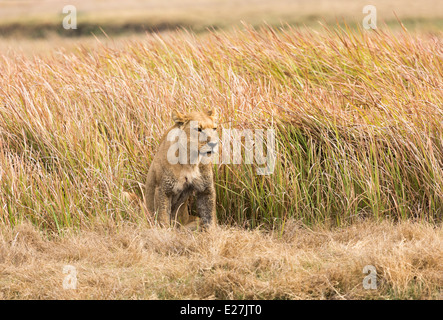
[208,141,218,148]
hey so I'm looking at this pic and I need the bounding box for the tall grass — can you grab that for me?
[0,25,442,232]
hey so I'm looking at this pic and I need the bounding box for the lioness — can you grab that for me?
[145,109,218,229]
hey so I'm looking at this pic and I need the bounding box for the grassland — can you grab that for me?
[0,17,442,298]
[1,25,441,230]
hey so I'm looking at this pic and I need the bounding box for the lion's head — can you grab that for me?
[170,109,219,164]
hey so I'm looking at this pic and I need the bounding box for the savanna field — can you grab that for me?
[0,25,442,299]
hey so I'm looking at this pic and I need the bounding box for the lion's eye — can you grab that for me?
[196,127,202,132]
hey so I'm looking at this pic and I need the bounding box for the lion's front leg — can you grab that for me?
[195,187,216,229]
[154,187,171,227]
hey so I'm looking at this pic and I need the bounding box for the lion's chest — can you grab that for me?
[172,167,202,194]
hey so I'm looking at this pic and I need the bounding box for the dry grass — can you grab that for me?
[0,220,441,299]
[0,25,441,230]
[0,23,442,299]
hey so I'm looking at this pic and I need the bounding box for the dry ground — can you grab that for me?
[0,220,441,299]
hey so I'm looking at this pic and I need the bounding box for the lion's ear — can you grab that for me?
[172,110,186,124]
[206,108,217,120]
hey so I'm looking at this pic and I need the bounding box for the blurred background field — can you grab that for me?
[1,0,443,33]
[0,0,443,55]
